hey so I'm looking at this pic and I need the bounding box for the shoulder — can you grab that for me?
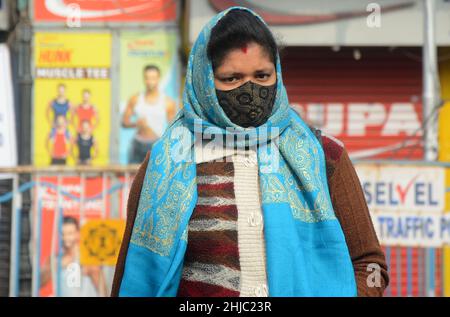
[291,106,346,162]
[306,123,346,163]
[320,132,345,163]
[311,128,347,180]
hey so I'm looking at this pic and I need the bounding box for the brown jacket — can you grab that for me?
[111,134,389,297]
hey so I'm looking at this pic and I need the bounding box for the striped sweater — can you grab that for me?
[177,161,241,296]
[177,140,270,297]
[111,131,390,297]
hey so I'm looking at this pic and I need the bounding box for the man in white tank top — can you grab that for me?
[122,65,176,164]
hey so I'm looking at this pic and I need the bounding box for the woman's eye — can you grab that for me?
[256,73,270,80]
[222,77,237,83]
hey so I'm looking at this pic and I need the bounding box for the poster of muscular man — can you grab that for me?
[119,30,180,164]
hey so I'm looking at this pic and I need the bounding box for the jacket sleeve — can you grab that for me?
[110,151,151,297]
[328,148,390,296]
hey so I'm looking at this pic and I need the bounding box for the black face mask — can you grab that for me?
[216,80,277,128]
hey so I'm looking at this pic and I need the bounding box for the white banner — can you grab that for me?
[354,164,449,247]
[355,164,445,213]
[190,0,450,46]
[0,44,17,179]
[370,211,450,247]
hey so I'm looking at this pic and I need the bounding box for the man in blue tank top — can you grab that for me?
[47,83,73,124]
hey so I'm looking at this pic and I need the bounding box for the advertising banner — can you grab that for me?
[371,211,450,247]
[80,219,125,266]
[0,44,17,178]
[355,164,448,247]
[34,175,126,297]
[33,32,111,167]
[118,30,180,164]
[438,47,450,296]
[445,168,450,297]
[295,102,423,160]
[33,0,177,24]
[356,164,445,213]
[439,47,450,161]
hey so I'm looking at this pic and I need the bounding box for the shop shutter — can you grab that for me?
[281,46,423,160]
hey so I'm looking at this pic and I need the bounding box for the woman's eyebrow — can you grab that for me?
[255,68,273,73]
[215,71,242,77]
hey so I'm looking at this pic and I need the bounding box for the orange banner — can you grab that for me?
[33,0,177,23]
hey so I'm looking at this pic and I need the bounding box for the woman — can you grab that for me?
[112,7,389,297]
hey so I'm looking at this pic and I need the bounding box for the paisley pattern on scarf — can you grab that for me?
[120,6,356,297]
[130,127,197,257]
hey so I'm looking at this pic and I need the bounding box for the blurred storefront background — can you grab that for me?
[1,0,450,297]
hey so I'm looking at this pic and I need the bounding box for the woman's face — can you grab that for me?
[213,42,276,91]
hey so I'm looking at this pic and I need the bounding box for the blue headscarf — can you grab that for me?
[119,6,356,297]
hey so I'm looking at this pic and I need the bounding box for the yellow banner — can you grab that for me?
[80,219,125,266]
[439,47,450,296]
[33,32,111,166]
[439,47,450,162]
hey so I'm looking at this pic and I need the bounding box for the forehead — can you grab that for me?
[63,223,77,229]
[144,69,160,76]
[214,42,273,73]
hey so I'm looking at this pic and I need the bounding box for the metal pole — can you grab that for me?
[9,175,22,297]
[55,175,63,297]
[31,173,41,297]
[423,0,440,161]
[80,173,85,224]
[12,0,34,297]
[423,1,440,296]
[102,172,107,219]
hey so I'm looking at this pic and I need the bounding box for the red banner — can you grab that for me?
[34,176,126,297]
[34,0,177,23]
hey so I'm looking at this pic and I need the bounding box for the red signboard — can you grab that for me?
[34,0,177,23]
[293,102,423,160]
[34,176,123,297]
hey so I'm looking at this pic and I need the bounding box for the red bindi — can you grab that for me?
[241,45,247,53]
